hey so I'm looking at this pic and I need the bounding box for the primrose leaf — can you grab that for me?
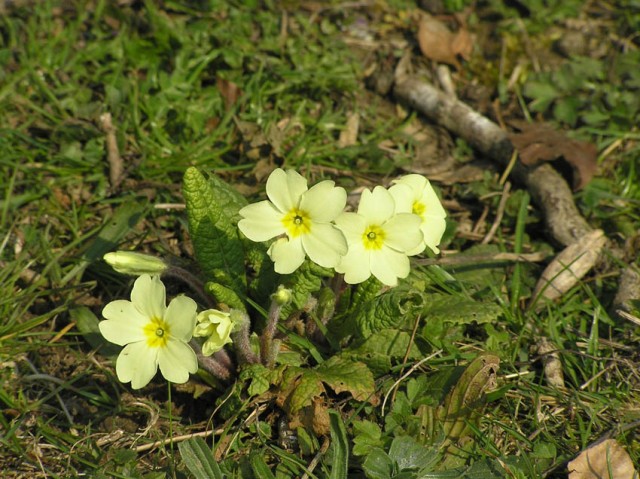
[239,363,284,397]
[362,448,394,479]
[283,357,375,413]
[422,293,503,325]
[281,261,333,318]
[205,282,246,312]
[343,329,421,376]
[354,287,425,338]
[183,167,247,293]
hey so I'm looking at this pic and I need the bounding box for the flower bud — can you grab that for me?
[272,285,293,306]
[103,251,168,276]
[194,309,233,356]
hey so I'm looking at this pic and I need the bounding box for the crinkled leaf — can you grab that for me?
[205,282,246,312]
[354,287,426,338]
[239,363,284,397]
[245,241,278,306]
[283,357,375,413]
[281,261,333,318]
[422,293,503,326]
[343,329,421,376]
[183,167,247,292]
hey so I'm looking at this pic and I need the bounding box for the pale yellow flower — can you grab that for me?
[389,174,447,254]
[193,309,234,356]
[335,186,423,286]
[99,275,198,389]
[238,169,347,274]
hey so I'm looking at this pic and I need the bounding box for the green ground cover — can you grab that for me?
[1,0,639,477]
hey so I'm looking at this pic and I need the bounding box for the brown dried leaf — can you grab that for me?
[216,78,242,111]
[531,229,606,308]
[568,439,638,479]
[509,122,598,190]
[417,14,467,69]
[338,112,360,148]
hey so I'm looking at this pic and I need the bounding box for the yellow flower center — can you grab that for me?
[362,225,386,250]
[412,200,426,218]
[282,208,311,238]
[143,317,171,348]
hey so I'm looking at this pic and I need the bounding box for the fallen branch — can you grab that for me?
[393,76,592,247]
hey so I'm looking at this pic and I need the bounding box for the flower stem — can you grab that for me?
[231,310,259,364]
[163,265,215,309]
[260,298,283,367]
[190,339,232,381]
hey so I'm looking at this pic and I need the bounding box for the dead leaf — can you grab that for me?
[568,439,638,479]
[338,112,360,148]
[216,78,242,111]
[417,14,472,69]
[531,229,606,309]
[536,337,565,389]
[509,122,598,190]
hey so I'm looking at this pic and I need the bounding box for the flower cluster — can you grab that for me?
[238,169,446,287]
[99,274,234,389]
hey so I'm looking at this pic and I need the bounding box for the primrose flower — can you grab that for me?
[238,168,348,274]
[389,174,447,254]
[334,186,423,286]
[193,309,234,356]
[99,275,198,389]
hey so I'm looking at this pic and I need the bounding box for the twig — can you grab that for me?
[413,251,548,266]
[133,428,223,453]
[393,76,593,247]
[100,112,124,191]
[482,181,511,244]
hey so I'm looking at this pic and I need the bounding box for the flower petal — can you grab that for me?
[421,216,447,254]
[388,183,415,214]
[165,295,197,342]
[393,174,427,193]
[419,181,447,219]
[100,300,149,345]
[238,201,286,241]
[115,341,159,389]
[268,237,306,274]
[334,212,367,243]
[357,186,395,224]
[384,213,423,253]
[266,169,308,212]
[131,275,166,320]
[300,180,347,222]
[335,243,372,284]
[302,223,347,268]
[158,340,198,383]
[370,247,410,286]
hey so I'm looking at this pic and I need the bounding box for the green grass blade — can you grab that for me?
[178,437,224,479]
[329,410,349,479]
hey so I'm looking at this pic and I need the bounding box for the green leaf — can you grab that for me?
[250,452,276,479]
[205,282,246,311]
[353,287,425,338]
[178,437,224,479]
[362,448,394,479]
[353,420,384,456]
[523,80,558,112]
[285,357,375,413]
[422,294,503,326]
[281,260,333,318]
[183,167,247,293]
[239,363,284,397]
[329,411,349,479]
[388,436,439,472]
[343,329,421,376]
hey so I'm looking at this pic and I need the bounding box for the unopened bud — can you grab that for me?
[103,251,168,276]
[272,285,293,306]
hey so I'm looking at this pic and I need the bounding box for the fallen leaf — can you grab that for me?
[338,112,360,148]
[530,229,606,309]
[417,14,472,69]
[568,439,638,479]
[216,78,242,111]
[509,122,598,190]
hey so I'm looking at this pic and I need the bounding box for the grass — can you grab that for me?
[1,0,639,478]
